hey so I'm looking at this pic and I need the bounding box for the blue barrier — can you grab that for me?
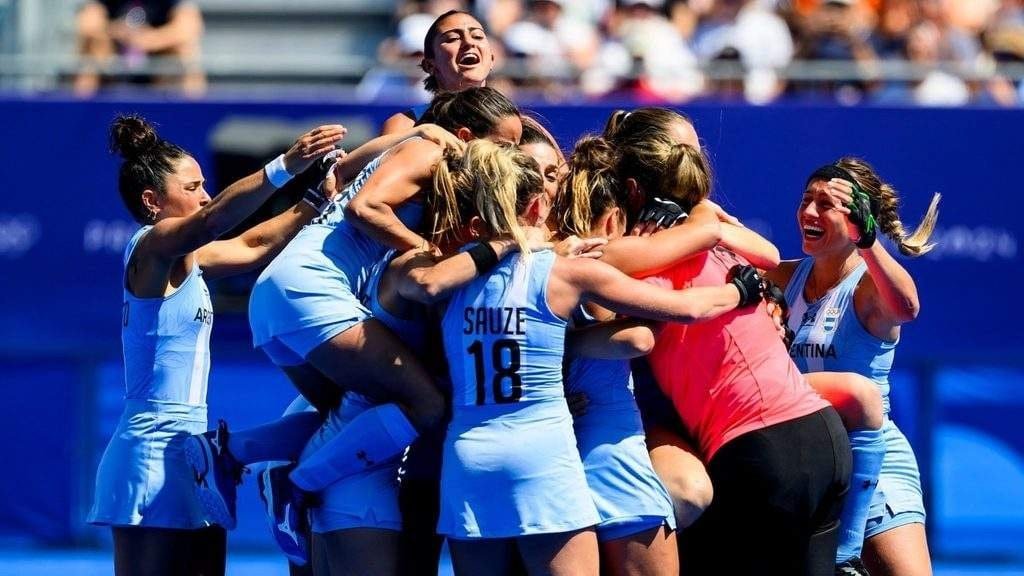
[1,97,1021,558]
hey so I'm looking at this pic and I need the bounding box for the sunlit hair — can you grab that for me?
[420,10,483,93]
[604,107,712,214]
[555,136,625,237]
[519,114,561,152]
[821,158,941,256]
[419,86,519,139]
[429,140,543,257]
[109,114,189,223]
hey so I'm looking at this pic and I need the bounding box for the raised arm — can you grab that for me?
[825,179,922,333]
[335,124,464,184]
[719,223,781,270]
[599,202,722,278]
[381,111,417,136]
[196,155,344,279]
[345,138,442,253]
[396,239,523,304]
[136,125,345,263]
[699,199,779,270]
[550,257,763,325]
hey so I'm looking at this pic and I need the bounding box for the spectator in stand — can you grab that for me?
[74,0,205,96]
[692,0,794,103]
[873,20,971,105]
[793,0,878,102]
[869,0,920,59]
[358,13,435,102]
[503,0,601,71]
[978,23,1024,105]
[502,19,575,99]
[585,0,703,102]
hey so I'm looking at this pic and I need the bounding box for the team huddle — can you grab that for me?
[86,9,942,576]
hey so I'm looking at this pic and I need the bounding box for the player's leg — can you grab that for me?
[517,528,599,576]
[112,527,195,576]
[448,538,517,576]
[186,525,227,576]
[289,319,445,491]
[316,528,403,576]
[601,524,677,576]
[645,426,713,529]
[863,523,932,576]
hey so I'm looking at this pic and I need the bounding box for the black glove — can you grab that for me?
[303,148,344,214]
[637,196,687,229]
[729,264,765,308]
[845,186,878,249]
[764,280,796,347]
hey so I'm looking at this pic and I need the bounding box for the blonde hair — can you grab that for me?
[429,140,543,257]
[835,157,941,257]
[604,107,712,212]
[555,135,623,237]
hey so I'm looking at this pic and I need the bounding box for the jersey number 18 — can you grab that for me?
[468,339,522,405]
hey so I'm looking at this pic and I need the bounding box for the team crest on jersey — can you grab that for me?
[823,307,840,332]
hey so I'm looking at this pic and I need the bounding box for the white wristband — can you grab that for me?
[264,154,293,188]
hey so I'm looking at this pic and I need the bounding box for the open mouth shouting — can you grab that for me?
[458,51,482,68]
[802,223,825,241]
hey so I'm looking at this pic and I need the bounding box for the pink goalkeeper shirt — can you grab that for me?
[645,247,828,462]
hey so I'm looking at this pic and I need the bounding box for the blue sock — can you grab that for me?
[229,410,323,465]
[836,428,886,562]
[289,403,419,492]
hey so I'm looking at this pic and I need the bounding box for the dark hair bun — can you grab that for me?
[109,114,159,159]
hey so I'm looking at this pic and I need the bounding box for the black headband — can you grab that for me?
[806,164,879,217]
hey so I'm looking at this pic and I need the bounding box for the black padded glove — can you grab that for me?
[729,264,766,308]
[637,196,687,229]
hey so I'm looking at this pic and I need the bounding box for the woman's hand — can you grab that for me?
[555,235,608,259]
[283,125,347,175]
[415,123,466,153]
[631,197,687,237]
[822,178,876,248]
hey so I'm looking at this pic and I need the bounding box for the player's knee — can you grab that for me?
[666,470,713,529]
[834,374,884,431]
[854,383,884,431]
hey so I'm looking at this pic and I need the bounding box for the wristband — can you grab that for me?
[264,154,293,188]
[468,242,499,275]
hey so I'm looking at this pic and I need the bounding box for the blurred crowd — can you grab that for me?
[365,0,1024,105]
[72,0,1024,106]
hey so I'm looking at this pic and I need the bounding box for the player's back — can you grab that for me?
[647,247,826,460]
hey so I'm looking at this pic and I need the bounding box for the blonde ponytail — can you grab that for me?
[430,140,543,256]
[880,189,941,257]
[555,136,622,237]
[429,147,469,248]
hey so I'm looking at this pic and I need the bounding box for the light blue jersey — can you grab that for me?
[438,250,598,538]
[566,308,675,541]
[89,226,213,528]
[786,260,895,412]
[249,145,424,365]
[785,258,926,538]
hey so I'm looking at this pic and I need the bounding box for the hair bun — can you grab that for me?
[570,135,617,172]
[109,114,159,159]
